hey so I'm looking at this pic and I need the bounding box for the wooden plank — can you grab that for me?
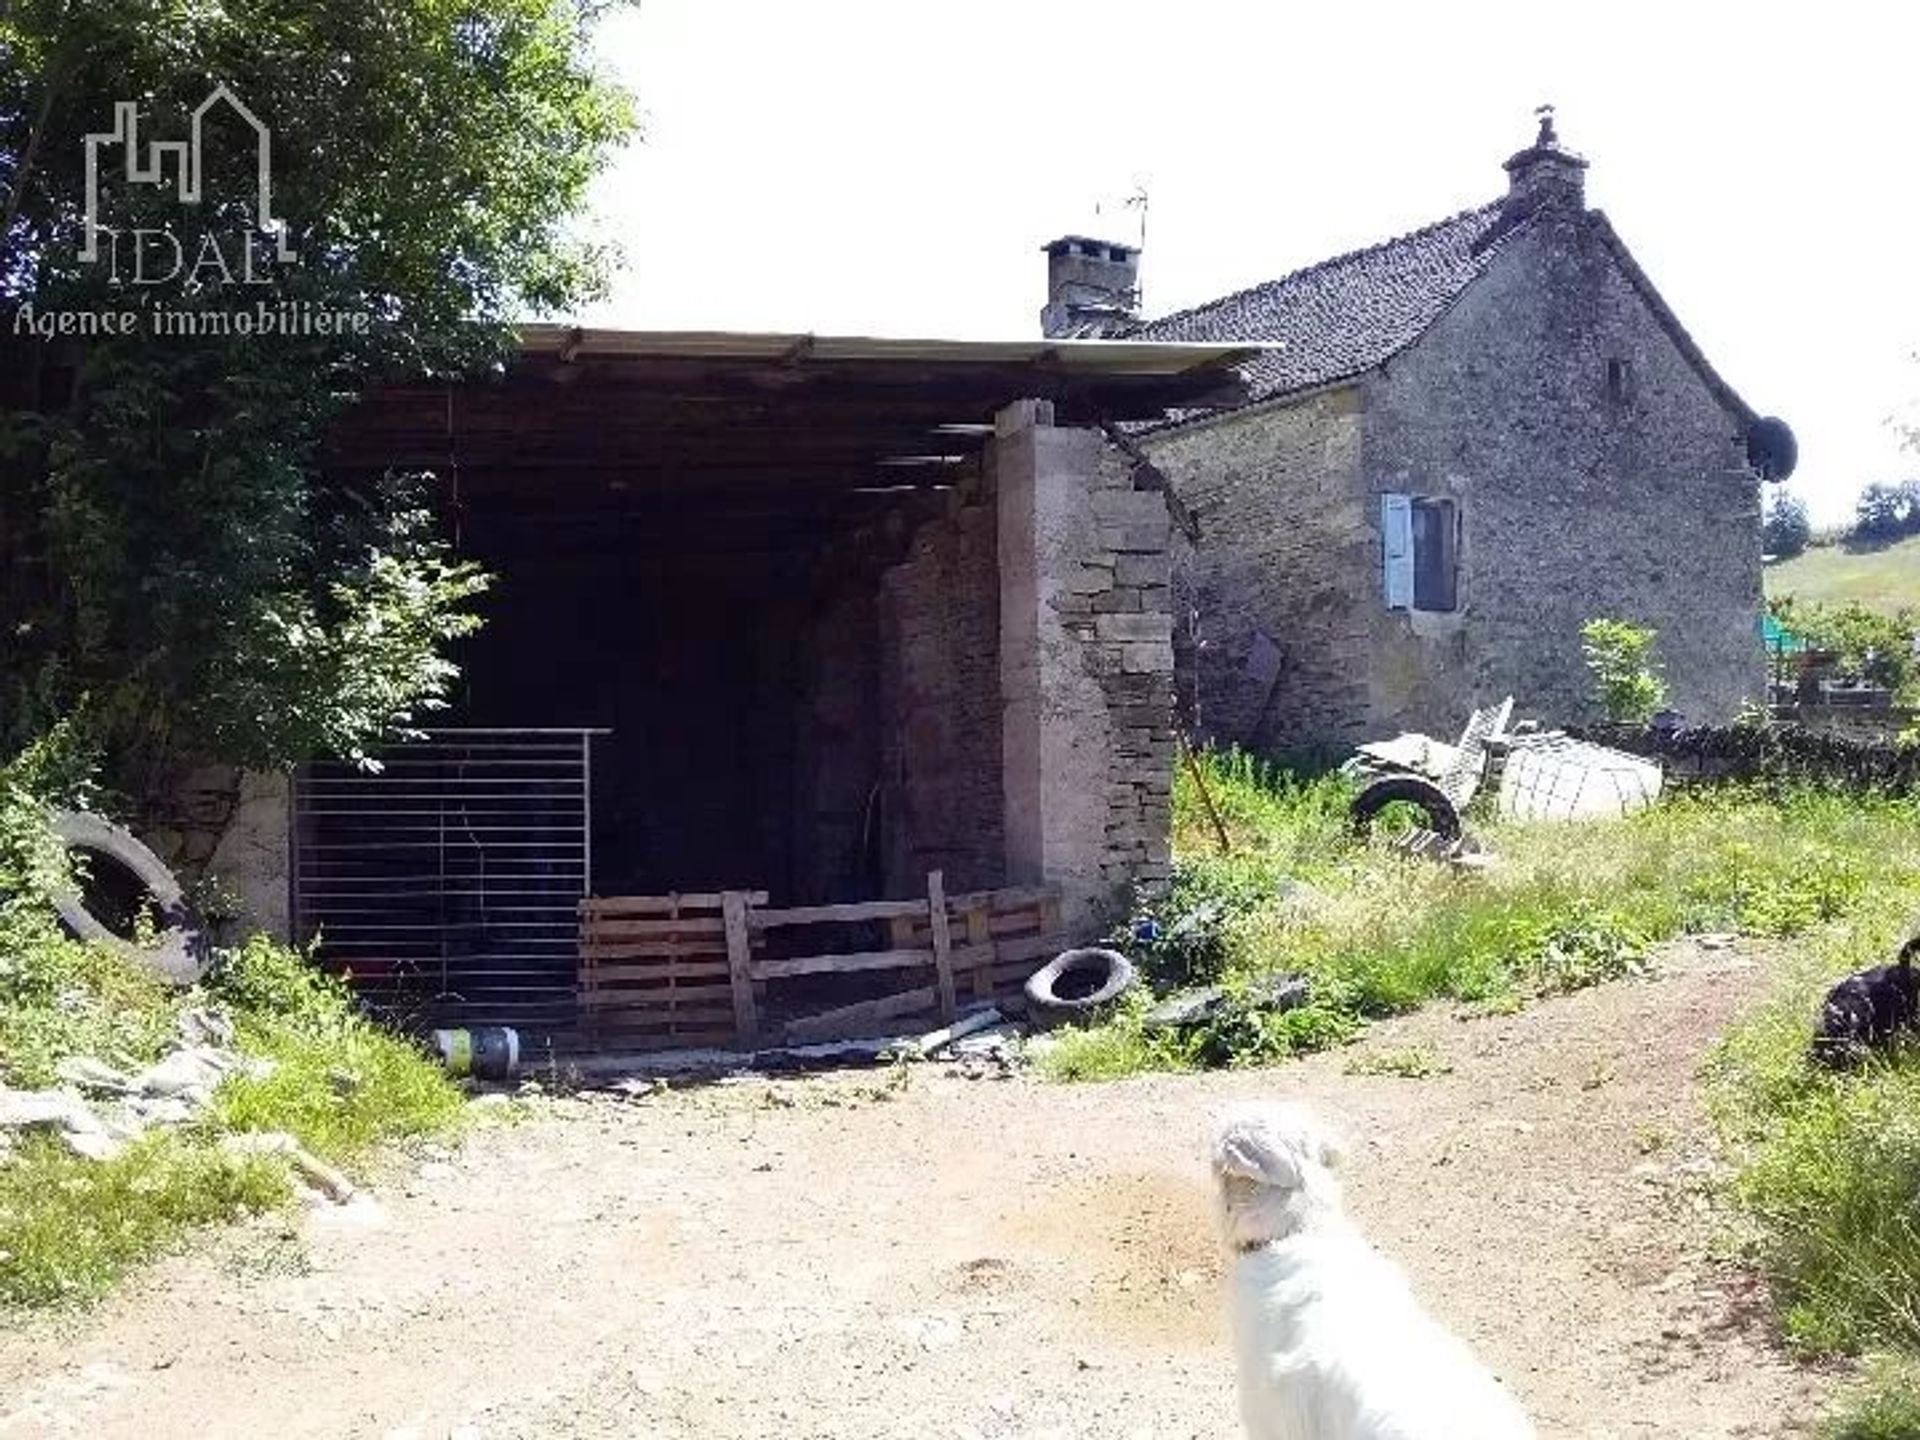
[952,932,1062,972]
[721,890,758,1049]
[965,905,993,1001]
[578,946,730,969]
[889,914,916,949]
[581,891,768,917]
[581,980,737,1004]
[749,948,932,981]
[927,870,957,1023]
[579,916,727,940]
[585,1003,737,1027]
[940,885,1058,914]
[782,985,937,1045]
[751,898,928,928]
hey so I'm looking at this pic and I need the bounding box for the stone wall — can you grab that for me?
[140,764,290,941]
[1362,212,1764,733]
[1144,387,1369,754]
[996,402,1174,933]
[876,495,1005,896]
[1146,210,1763,753]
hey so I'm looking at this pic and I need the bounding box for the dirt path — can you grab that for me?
[0,944,1832,1439]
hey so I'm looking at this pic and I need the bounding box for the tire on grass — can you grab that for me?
[1349,774,1462,843]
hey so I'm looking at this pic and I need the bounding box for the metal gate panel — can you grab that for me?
[292,728,600,1034]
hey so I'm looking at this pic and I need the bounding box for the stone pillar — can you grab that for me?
[995,399,1175,935]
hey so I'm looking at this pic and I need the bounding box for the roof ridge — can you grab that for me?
[1132,198,1507,335]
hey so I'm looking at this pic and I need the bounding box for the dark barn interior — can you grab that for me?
[302,329,1248,1038]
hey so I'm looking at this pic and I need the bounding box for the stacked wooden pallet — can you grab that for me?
[576,891,767,1051]
[576,878,1064,1054]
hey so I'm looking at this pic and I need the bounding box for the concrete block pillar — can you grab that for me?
[995,399,1176,936]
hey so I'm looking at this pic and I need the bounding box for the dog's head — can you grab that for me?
[1209,1100,1348,1250]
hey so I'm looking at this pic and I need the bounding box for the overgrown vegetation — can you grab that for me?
[1,744,462,1306]
[1041,748,1920,1086]
[1708,881,1920,1365]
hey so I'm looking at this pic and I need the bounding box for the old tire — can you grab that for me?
[1349,775,1462,843]
[1024,947,1136,1026]
[50,811,210,986]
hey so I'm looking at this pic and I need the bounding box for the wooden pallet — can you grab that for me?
[577,878,1064,1053]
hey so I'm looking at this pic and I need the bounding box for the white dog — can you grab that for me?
[1211,1101,1536,1440]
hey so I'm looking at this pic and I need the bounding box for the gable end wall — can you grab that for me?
[1358,212,1765,732]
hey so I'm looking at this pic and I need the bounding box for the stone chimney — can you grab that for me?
[1502,105,1588,218]
[1040,235,1140,339]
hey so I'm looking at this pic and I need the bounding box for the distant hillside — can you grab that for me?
[1765,533,1920,616]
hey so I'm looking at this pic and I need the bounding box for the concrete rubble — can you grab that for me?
[0,1007,274,1163]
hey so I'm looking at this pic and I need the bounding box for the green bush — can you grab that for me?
[1582,617,1668,725]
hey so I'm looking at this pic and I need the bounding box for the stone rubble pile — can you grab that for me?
[0,1006,272,1162]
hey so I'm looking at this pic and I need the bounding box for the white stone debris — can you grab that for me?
[0,1006,277,1163]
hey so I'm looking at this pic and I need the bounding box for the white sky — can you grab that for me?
[577,1,1920,527]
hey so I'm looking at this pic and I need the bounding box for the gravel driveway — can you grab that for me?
[0,943,1830,1438]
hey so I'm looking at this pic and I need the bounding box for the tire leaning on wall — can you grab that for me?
[49,810,212,986]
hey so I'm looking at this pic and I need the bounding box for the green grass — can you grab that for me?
[1044,750,1920,1088]
[1818,1357,1920,1439]
[2,886,463,1310]
[0,1132,291,1305]
[0,936,463,1310]
[1708,897,1920,1358]
[202,936,466,1166]
[1063,746,1920,1417]
[1768,534,1920,617]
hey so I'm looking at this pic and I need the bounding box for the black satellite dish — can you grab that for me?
[1746,416,1798,482]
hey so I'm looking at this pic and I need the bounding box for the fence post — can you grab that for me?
[722,890,759,1050]
[927,870,958,1022]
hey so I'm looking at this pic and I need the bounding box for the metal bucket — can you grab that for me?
[432,1025,520,1081]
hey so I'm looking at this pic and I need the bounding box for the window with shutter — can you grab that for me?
[1381,494,1414,610]
[1381,493,1459,613]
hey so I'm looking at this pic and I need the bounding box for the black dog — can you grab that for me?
[1811,935,1920,1068]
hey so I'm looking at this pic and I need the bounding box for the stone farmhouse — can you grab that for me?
[1042,113,1796,753]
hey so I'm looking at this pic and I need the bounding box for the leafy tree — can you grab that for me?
[1763,491,1812,558]
[1771,596,1920,706]
[1852,481,1919,544]
[0,2,636,781]
[1581,618,1667,726]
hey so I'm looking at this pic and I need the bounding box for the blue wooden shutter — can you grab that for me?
[1381,493,1413,610]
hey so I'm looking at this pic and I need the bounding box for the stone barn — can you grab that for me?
[1042,114,1796,753]
[170,331,1256,1053]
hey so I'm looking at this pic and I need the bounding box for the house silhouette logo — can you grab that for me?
[80,84,294,268]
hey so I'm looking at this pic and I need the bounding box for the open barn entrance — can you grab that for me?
[310,329,1249,1050]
